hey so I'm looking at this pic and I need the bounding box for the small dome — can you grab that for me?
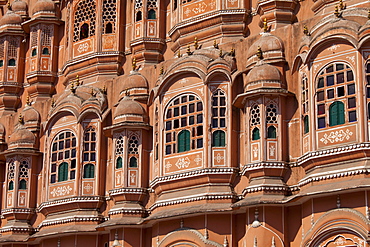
[9,126,36,148]
[114,97,145,119]
[32,0,55,16]
[11,0,28,14]
[246,63,281,85]
[0,10,22,27]
[121,72,148,90]
[247,33,284,59]
[23,105,40,124]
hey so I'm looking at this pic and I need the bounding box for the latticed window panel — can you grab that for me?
[41,26,52,47]
[135,0,143,10]
[250,104,260,126]
[115,135,124,156]
[8,161,15,180]
[164,94,204,155]
[30,27,38,48]
[7,38,18,58]
[103,0,116,34]
[19,160,29,179]
[128,134,140,168]
[147,0,157,8]
[316,63,356,129]
[211,89,226,128]
[83,127,96,162]
[50,131,77,183]
[73,0,96,42]
[266,103,278,124]
[0,38,5,59]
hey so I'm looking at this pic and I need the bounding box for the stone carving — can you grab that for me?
[175,157,190,169]
[320,129,353,144]
[50,185,72,197]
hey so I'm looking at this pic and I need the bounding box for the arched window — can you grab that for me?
[136,11,142,21]
[42,47,49,55]
[212,130,226,147]
[105,23,113,34]
[32,48,37,56]
[83,127,96,163]
[267,126,276,138]
[73,0,96,42]
[304,115,309,134]
[83,163,95,178]
[165,94,203,155]
[173,0,177,10]
[50,131,77,183]
[148,9,156,19]
[129,157,138,167]
[250,104,261,141]
[116,157,122,168]
[252,127,260,141]
[329,101,345,126]
[8,181,14,191]
[127,134,140,167]
[0,60,4,67]
[103,0,116,34]
[316,63,356,129]
[8,59,15,66]
[58,162,68,182]
[19,179,27,189]
[80,23,89,40]
[177,130,190,153]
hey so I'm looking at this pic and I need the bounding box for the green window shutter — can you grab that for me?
[252,128,260,140]
[19,179,27,189]
[329,101,345,126]
[58,162,68,182]
[267,126,276,138]
[84,164,94,178]
[116,157,122,169]
[212,130,226,147]
[304,115,309,134]
[8,181,14,191]
[129,157,138,167]
[185,130,190,151]
[178,130,190,152]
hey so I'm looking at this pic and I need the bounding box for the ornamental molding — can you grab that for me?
[1,208,34,216]
[37,196,105,212]
[298,167,367,187]
[241,162,287,175]
[297,143,370,166]
[149,193,236,211]
[168,9,246,36]
[0,226,33,233]
[38,215,103,228]
[108,208,146,216]
[108,187,148,196]
[319,129,353,145]
[149,168,238,188]
[242,184,288,194]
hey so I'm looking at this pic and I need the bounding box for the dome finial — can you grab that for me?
[75,74,80,86]
[132,57,137,71]
[194,37,199,50]
[18,113,24,124]
[263,18,268,32]
[7,0,11,10]
[256,46,263,59]
[26,95,31,106]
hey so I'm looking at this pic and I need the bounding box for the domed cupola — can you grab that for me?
[245,63,282,91]
[22,102,40,131]
[114,97,147,124]
[116,71,149,103]
[0,9,22,29]
[8,117,37,150]
[11,0,28,19]
[246,33,285,70]
[31,0,56,18]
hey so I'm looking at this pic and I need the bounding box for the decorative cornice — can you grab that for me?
[108,208,146,216]
[1,208,34,216]
[0,226,33,233]
[149,193,236,211]
[109,187,148,196]
[168,9,246,36]
[297,143,370,166]
[37,196,105,212]
[242,184,288,195]
[38,215,103,228]
[149,168,238,188]
[241,162,288,176]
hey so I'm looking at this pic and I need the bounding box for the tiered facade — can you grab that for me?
[0,0,369,246]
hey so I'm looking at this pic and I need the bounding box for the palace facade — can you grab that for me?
[0,0,369,246]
